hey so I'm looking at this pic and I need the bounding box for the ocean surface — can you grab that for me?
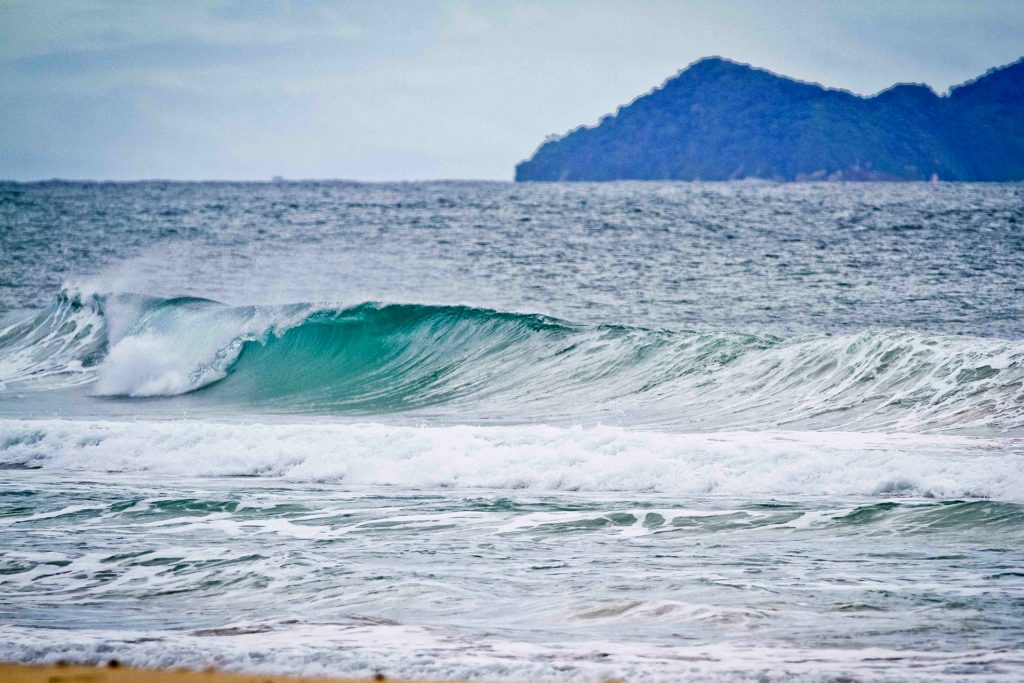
[1,180,1023,682]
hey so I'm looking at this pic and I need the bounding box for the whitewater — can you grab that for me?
[1,180,1023,681]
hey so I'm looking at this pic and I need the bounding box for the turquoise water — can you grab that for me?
[1,181,1023,681]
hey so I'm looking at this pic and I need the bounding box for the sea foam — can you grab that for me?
[1,419,1021,500]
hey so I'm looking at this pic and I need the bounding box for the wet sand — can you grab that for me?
[0,663,464,683]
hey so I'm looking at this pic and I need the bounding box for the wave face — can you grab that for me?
[2,288,1024,433]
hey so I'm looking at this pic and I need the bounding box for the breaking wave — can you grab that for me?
[2,287,1023,433]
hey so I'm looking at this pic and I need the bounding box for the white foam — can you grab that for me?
[0,503,105,526]
[0,620,1018,682]
[92,300,309,398]
[1,419,1021,500]
[494,508,755,535]
[93,334,197,396]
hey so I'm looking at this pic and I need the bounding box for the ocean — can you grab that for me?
[1,180,1023,681]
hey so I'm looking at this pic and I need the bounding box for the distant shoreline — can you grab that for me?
[516,56,1024,182]
[3,178,1024,185]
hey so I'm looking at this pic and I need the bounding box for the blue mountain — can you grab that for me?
[515,57,1024,181]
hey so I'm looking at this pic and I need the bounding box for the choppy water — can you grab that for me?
[1,180,1023,681]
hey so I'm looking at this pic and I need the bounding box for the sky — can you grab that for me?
[1,0,1022,181]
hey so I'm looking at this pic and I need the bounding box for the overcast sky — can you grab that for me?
[2,0,1022,181]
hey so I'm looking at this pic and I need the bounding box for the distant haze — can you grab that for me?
[2,0,1023,181]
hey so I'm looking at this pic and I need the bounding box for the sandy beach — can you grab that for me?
[0,663,464,683]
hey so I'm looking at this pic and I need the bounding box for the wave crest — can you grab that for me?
[2,289,1023,433]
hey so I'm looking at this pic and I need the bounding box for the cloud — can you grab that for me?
[1,0,1023,180]
[8,39,296,76]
